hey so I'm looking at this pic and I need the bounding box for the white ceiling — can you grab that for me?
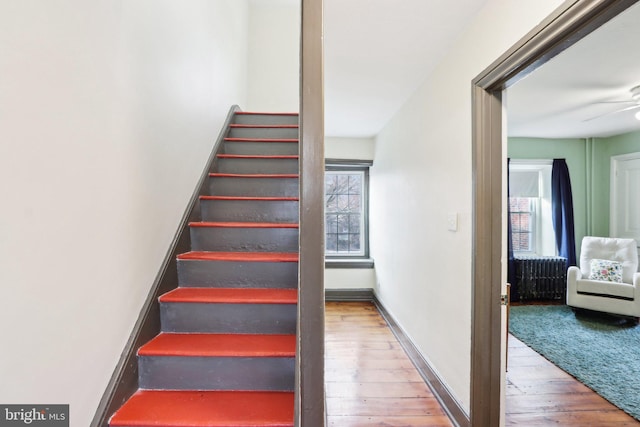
[322,1,640,140]
[323,0,487,138]
[507,2,640,139]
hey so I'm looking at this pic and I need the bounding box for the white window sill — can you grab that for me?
[325,258,375,269]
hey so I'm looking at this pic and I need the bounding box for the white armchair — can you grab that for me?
[567,236,640,318]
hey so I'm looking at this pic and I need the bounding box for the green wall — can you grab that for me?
[592,130,640,236]
[508,131,640,256]
[508,137,587,258]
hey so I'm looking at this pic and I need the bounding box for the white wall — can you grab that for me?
[0,1,248,424]
[246,0,300,112]
[325,136,375,160]
[324,137,376,290]
[325,269,376,290]
[369,0,563,413]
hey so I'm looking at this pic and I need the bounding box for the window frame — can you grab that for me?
[509,196,537,254]
[324,159,373,268]
[509,160,555,257]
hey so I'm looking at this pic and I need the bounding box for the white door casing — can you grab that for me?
[611,152,640,269]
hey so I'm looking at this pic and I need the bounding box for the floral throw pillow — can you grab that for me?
[589,258,623,283]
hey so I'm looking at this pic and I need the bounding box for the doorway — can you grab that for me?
[611,152,640,247]
[471,1,640,425]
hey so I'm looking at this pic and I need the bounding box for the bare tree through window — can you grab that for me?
[325,171,364,255]
[509,197,534,252]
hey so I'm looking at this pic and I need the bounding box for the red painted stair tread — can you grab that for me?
[110,390,294,427]
[160,288,297,304]
[189,221,298,229]
[210,173,298,178]
[177,251,298,262]
[217,154,299,159]
[112,111,300,427]
[200,195,299,201]
[138,333,296,357]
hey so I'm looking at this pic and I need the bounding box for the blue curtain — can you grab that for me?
[551,159,577,267]
[507,159,516,295]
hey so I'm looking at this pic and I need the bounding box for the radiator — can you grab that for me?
[513,256,567,301]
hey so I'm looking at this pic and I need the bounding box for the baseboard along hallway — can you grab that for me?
[325,301,454,427]
[326,301,640,426]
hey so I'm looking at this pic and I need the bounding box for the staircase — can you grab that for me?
[109,112,300,427]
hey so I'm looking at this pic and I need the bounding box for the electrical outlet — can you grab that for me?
[447,213,458,232]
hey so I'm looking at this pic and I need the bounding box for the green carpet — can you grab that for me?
[509,305,640,420]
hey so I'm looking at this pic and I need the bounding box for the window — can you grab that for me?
[324,160,371,264]
[509,196,536,252]
[325,170,364,255]
[509,161,555,256]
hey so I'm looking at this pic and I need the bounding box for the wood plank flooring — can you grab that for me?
[326,301,640,426]
[325,302,454,427]
[506,334,640,426]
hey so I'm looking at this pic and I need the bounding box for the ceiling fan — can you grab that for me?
[583,85,640,122]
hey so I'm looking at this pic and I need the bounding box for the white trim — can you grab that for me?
[509,159,553,166]
[324,169,366,257]
[610,151,640,239]
[509,161,555,256]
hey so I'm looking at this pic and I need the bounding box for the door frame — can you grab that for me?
[611,151,640,240]
[297,0,325,425]
[470,0,639,425]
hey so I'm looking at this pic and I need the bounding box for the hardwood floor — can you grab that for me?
[325,301,454,427]
[326,301,640,426]
[506,334,640,426]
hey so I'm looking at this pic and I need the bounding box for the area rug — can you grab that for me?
[509,305,640,420]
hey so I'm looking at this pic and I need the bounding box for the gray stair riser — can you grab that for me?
[223,141,298,156]
[201,199,299,223]
[138,356,294,391]
[160,302,297,334]
[233,114,298,126]
[177,260,298,288]
[228,127,299,139]
[208,177,299,197]
[190,226,299,252]
[216,158,298,174]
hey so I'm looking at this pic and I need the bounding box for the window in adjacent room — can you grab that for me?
[324,161,370,260]
[509,161,555,256]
